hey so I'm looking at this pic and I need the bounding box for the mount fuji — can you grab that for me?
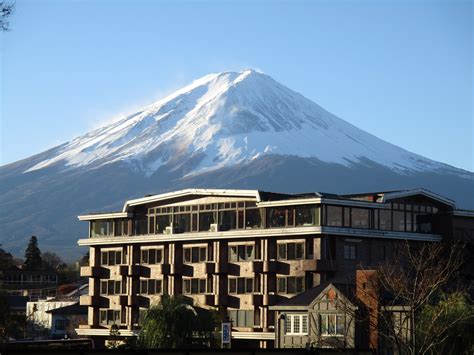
[1,69,472,259]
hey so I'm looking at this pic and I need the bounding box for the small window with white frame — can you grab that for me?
[285,314,308,335]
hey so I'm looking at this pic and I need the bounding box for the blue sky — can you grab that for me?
[1,0,472,171]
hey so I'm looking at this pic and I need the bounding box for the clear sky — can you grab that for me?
[1,0,472,171]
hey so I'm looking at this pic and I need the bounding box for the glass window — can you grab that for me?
[183,278,207,294]
[246,245,254,260]
[278,244,286,260]
[174,214,191,234]
[228,244,254,262]
[379,210,391,230]
[285,314,309,335]
[245,208,262,229]
[343,208,351,227]
[229,278,237,294]
[199,211,216,232]
[277,242,304,260]
[114,220,123,236]
[278,278,286,293]
[183,246,207,263]
[326,206,343,226]
[156,215,171,234]
[141,250,148,264]
[184,248,191,263]
[219,210,237,231]
[135,214,147,235]
[91,220,113,237]
[351,208,369,229]
[229,246,238,262]
[393,211,405,231]
[320,314,345,336]
[295,206,316,226]
[267,208,286,228]
[192,248,199,263]
[278,277,305,294]
[343,244,357,260]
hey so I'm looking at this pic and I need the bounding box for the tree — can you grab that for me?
[42,251,64,270]
[361,241,473,355]
[136,295,218,349]
[0,245,13,271]
[23,236,42,270]
[0,1,14,31]
[418,291,474,354]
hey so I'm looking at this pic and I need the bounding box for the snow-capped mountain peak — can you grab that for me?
[25,69,445,176]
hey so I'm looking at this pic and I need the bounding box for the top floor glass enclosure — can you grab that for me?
[89,200,439,238]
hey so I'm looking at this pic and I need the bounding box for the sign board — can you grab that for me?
[221,322,231,347]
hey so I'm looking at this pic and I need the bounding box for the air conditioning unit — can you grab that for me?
[164,226,173,235]
[210,224,219,232]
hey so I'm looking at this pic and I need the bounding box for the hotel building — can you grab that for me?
[75,188,474,348]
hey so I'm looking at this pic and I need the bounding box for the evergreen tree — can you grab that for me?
[0,244,13,271]
[23,236,42,270]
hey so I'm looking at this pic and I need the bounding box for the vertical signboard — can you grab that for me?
[221,322,231,348]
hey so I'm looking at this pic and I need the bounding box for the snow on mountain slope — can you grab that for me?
[24,69,459,177]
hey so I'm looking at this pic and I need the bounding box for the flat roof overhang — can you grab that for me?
[78,212,133,221]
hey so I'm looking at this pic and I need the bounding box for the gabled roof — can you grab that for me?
[343,188,457,209]
[270,282,356,311]
[381,188,457,209]
[122,188,261,211]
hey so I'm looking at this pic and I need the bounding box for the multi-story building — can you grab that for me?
[75,188,474,348]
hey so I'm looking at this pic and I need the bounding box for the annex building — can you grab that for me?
[75,188,474,348]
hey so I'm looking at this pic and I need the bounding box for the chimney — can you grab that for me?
[356,269,378,351]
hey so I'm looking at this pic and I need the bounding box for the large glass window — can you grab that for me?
[267,208,287,228]
[183,246,207,263]
[173,213,191,234]
[140,279,163,295]
[218,210,237,231]
[320,314,345,336]
[100,250,123,266]
[99,309,121,325]
[326,206,343,227]
[393,211,405,232]
[277,276,305,294]
[351,208,369,229]
[228,244,254,262]
[155,214,171,234]
[135,214,147,235]
[228,277,255,294]
[379,210,391,231]
[295,206,319,226]
[277,242,304,260]
[199,212,216,232]
[100,280,125,295]
[246,207,262,229]
[183,278,208,294]
[91,220,114,237]
[141,248,163,264]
